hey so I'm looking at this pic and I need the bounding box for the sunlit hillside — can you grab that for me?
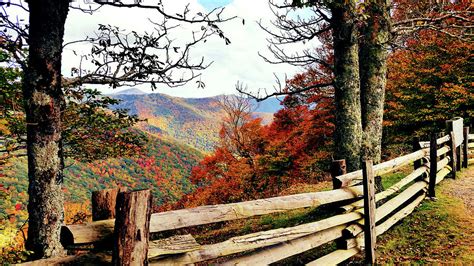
[111,90,282,152]
[1,133,203,233]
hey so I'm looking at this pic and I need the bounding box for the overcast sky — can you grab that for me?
[59,0,318,98]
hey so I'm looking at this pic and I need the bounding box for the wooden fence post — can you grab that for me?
[413,137,422,170]
[438,132,446,160]
[463,127,469,168]
[362,160,376,265]
[112,189,152,266]
[92,187,126,221]
[448,131,457,179]
[428,133,437,198]
[331,159,347,189]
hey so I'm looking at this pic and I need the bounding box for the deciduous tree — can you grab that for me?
[1,0,233,258]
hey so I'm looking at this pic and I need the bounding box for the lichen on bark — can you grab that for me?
[331,0,363,171]
[31,91,52,106]
[32,141,60,173]
[360,0,391,164]
[24,0,69,259]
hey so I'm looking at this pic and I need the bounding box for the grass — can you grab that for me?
[373,170,474,264]
[381,168,411,188]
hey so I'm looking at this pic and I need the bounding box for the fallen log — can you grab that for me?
[62,186,363,245]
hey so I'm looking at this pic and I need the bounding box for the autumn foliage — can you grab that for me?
[383,27,474,152]
[169,75,335,208]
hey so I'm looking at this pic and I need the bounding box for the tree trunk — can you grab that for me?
[331,0,363,171]
[24,0,70,259]
[359,0,391,164]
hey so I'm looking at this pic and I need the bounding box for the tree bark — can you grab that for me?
[359,0,391,164]
[331,0,363,171]
[24,0,70,259]
[113,189,152,266]
[92,187,127,221]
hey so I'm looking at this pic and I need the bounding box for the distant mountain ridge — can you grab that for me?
[109,89,282,151]
[113,88,148,95]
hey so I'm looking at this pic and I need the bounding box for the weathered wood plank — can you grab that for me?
[341,193,426,253]
[469,134,474,140]
[306,248,360,266]
[362,160,376,264]
[437,146,450,158]
[344,180,427,237]
[448,131,457,179]
[463,127,469,168]
[221,226,346,266]
[344,168,450,238]
[341,166,427,213]
[335,149,428,188]
[376,193,426,236]
[436,134,451,145]
[149,213,361,264]
[148,234,200,258]
[469,143,474,148]
[429,133,437,197]
[446,117,464,147]
[62,186,364,245]
[437,156,450,172]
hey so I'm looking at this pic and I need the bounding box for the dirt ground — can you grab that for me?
[442,166,474,215]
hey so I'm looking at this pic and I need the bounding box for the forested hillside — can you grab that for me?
[1,133,202,236]
[111,91,281,151]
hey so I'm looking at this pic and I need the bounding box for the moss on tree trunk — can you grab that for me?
[331,0,363,171]
[360,0,391,164]
[24,0,69,259]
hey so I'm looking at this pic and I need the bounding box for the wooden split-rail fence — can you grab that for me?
[30,117,474,265]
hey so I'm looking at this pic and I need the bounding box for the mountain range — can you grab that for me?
[110,89,282,152]
[1,88,282,227]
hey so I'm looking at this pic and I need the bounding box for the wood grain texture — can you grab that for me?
[306,248,360,266]
[362,160,376,264]
[112,189,152,266]
[149,213,362,264]
[220,226,346,265]
[335,149,428,187]
[341,165,427,213]
[62,186,363,245]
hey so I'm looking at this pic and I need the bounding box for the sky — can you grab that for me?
[59,0,316,98]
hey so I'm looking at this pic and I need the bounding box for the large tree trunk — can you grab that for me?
[359,0,391,164]
[24,0,69,259]
[331,0,363,171]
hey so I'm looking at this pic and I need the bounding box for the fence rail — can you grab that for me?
[25,118,474,265]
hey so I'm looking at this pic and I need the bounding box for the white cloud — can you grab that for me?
[14,0,317,98]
